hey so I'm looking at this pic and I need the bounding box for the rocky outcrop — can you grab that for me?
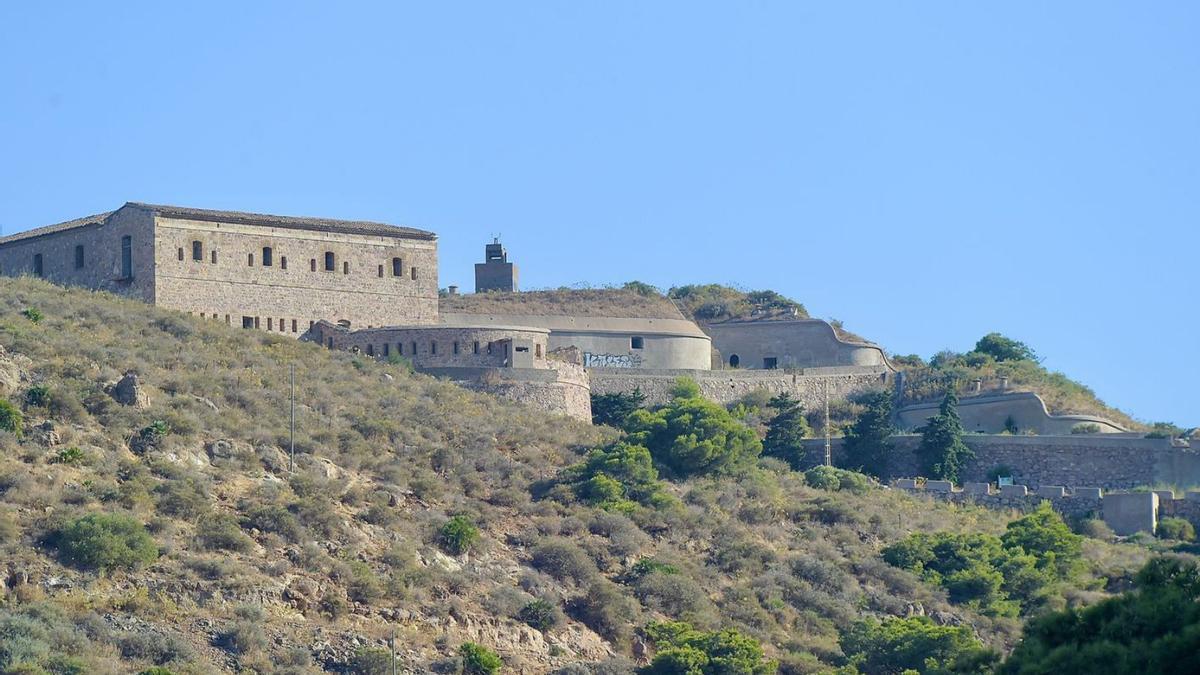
[107,372,150,409]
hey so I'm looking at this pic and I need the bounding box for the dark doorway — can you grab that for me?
[729,354,740,368]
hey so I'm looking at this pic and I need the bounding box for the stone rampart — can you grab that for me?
[589,366,892,408]
[424,364,591,422]
[801,435,1195,490]
[896,390,1126,435]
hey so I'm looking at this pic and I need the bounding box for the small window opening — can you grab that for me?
[763,357,778,370]
[411,266,418,280]
[74,245,84,269]
[383,343,390,356]
[516,346,529,353]
[343,261,349,275]
[487,342,493,355]
[121,236,132,278]
[225,315,230,324]
[431,342,437,355]
[267,318,273,330]
[242,316,254,329]
[247,253,254,266]
[291,319,297,333]
[211,250,218,264]
[411,341,417,355]
[33,253,45,277]
[324,252,335,271]
[397,343,403,355]
[729,354,740,368]
[177,248,184,261]
[192,241,203,261]
[453,341,460,355]
[392,258,402,276]
[310,258,317,272]
[536,344,542,358]
[377,264,384,278]
[262,247,273,267]
[473,341,480,354]
[631,336,644,349]
[281,256,287,270]
[366,344,374,356]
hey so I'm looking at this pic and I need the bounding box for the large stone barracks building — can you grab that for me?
[0,202,439,332]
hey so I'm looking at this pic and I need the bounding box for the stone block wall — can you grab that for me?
[800,435,1193,490]
[154,214,438,333]
[311,323,551,370]
[425,363,591,422]
[589,366,893,408]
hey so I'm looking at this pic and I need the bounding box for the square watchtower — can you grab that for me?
[474,238,518,293]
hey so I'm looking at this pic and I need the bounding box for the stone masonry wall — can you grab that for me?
[426,363,592,422]
[314,324,551,369]
[801,435,1196,490]
[0,207,157,300]
[589,366,893,409]
[153,215,438,334]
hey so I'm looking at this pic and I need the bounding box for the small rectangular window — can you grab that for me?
[73,245,84,269]
[267,318,273,330]
[211,250,218,264]
[536,344,542,357]
[411,341,417,355]
[324,252,335,271]
[254,317,260,329]
[411,266,417,280]
[291,319,297,333]
[192,241,203,261]
[392,257,402,276]
[473,341,480,354]
[281,256,287,270]
[343,261,350,275]
[631,336,644,349]
[397,342,403,355]
[225,315,230,324]
[121,236,132,278]
[247,253,254,266]
[262,247,273,267]
[383,343,390,356]
[431,342,437,355]
[763,357,778,370]
[242,316,254,329]
[453,342,460,355]
[177,248,184,261]
[310,259,317,272]
[366,344,374,356]
[377,264,384,278]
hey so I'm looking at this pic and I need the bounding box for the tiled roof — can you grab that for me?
[132,203,435,240]
[0,202,436,245]
[0,211,114,245]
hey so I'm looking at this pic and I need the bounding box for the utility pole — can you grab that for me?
[824,378,832,467]
[391,627,397,675]
[289,363,296,473]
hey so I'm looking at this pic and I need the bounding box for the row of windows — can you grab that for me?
[350,340,544,359]
[178,241,418,280]
[190,312,316,335]
[27,237,133,279]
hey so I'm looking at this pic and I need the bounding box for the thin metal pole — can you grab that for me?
[391,628,397,675]
[289,363,295,473]
[824,378,832,467]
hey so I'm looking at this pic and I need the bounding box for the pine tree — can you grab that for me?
[917,390,974,482]
[763,393,811,468]
[843,390,894,479]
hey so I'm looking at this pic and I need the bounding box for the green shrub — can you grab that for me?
[569,580,638,647]
[56,513,158,572]
[1071,423,1102,435]
[640,620,776,674]
[803,466,870,494]
[196,514,254,552]
[50,447,87,465]
[518,599,561,632]
[439,515,481,556]
[21,307,42,323]
[591,389,646,428]
[841,616,997,674]
[460,642,502,675]
[626,396,761,478]
[24,385,50,409]
[0,400,23,439]
[348,647,393,675]
[1156,517,1196,542]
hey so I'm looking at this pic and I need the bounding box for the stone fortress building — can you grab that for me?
[0,201,1127,432]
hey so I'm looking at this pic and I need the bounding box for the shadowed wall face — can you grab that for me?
[703,320,889,370]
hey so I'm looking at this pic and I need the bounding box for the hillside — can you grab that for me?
[0,278,1161,674]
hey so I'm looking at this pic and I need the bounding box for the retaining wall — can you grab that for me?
[588,366,893,408]
[801,435,1195,490]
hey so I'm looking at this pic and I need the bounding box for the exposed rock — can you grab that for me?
[106,372,150,409]
[206,439,236,459]
[33,421,60,447]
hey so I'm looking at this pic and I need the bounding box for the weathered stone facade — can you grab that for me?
[702,319,893,370]
[589,366,894,408]
[0,203,439,333]
[896,390,1127,435]
[801,435,1198,490]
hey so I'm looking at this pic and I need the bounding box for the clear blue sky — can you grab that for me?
[2,3,1196,426]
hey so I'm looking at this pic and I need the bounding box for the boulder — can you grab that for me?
[107,372,150,409]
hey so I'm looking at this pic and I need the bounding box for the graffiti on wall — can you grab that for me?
[584,352,643,368]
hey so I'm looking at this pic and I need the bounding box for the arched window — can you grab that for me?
[192,241,203,261]
[392,258,402,276]
[729,354,740,368]
[262,247,273,266]
[324,252,335,271]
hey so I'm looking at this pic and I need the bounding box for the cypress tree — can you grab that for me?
[843,390,894,479]
[917,390,974,482]
[763,393,811,468]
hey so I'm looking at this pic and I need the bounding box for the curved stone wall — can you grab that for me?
[895,391,1127,435]
[701,319,892,370]
[440,313,711,370]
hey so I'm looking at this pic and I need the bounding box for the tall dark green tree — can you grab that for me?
[842,390,894,479]
[763,393,811,468]
[591,389,646,428]
[916,390,974,482]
